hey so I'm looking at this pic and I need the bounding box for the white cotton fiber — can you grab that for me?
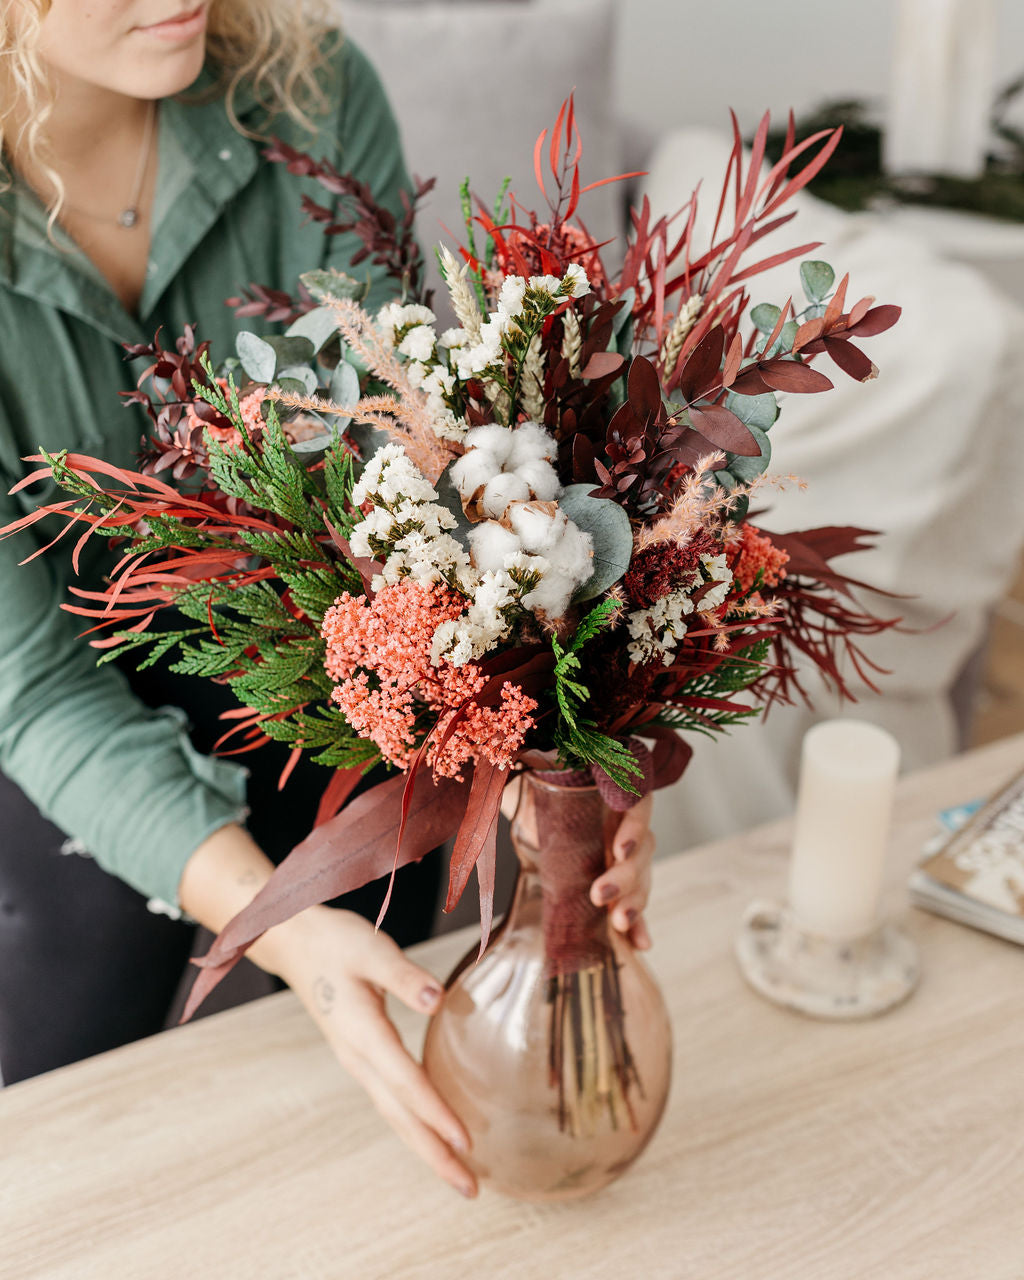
[506,502,556,553]
[508,421,557,467]
[465,423,514,464]
[481,472,531,517]
[516,458,560,501]
[469,520,521,573]
[450,449,495,498]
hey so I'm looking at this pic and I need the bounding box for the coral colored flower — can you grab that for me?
[321,580,536,776]
[186,379,265,451]
[731,525,790,594]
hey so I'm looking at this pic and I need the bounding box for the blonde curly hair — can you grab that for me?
[0,0,336,216]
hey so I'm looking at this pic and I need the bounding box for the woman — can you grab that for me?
[0,0,655,1198]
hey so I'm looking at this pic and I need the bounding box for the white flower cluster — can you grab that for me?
[349,444,471,591]
[376,302,437,362]
[627,553,734,667]
[449,421,559,517]
[449,265,591,383]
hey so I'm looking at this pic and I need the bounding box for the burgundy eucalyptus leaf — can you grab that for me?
[688,404,761,457]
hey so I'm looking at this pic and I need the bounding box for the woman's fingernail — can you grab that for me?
[449,1131,469,1154]
[597,882,619,904]
[623,907,639,927]
[419,984,443,1009]
[620,838,637,859]
[457,1181,476,1199]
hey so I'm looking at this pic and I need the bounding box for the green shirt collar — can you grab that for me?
[0,67,264,343]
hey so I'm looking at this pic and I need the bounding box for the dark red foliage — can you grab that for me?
[264,138,436,304]
[623,533,715,608]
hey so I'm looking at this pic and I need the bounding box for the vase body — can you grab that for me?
[423,772,672,1201]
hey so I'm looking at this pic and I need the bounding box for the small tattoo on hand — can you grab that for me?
[312,976,335,1015]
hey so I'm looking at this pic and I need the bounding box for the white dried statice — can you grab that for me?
[349,444,471,590]
[626,552,734,666]
[376,302,437,348]
[450,421,560,517]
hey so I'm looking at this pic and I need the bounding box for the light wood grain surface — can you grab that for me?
[3,736,1024,1280]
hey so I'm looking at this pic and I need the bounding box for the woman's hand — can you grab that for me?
[179,824,476,1200]
[590,792,656,951]
[260,906,477,1200]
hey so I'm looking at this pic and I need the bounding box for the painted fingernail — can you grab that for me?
[457,1181,476,1199]
[597,882,619,904]
[419,984,443,1009]
[620,839,637,859]
[623,907,639,927]
[449,1131,469,1154]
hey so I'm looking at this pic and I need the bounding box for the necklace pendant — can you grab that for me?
[118,207,139,229]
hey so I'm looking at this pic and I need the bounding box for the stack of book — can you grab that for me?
[910,766,1024,944]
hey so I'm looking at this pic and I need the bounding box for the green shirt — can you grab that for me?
[0,39,408,905]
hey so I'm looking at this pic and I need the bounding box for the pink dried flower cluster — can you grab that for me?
[321,579,536,777]
[186,379,266,450]
[731,524,790,593]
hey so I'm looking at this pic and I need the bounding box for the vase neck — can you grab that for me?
[509,772,617,974]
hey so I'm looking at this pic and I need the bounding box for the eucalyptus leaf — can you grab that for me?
[347,422,394,469]
[750,303,782,333]
[799,260,835,303]
[433,465,473,550]
[725,390,779,432]
[300,268,370,305]
[264,335,315,369]
[276,365,318,397]
[236,331,277,384]
[762,320,799,359]
[559,483,633,601]
[290,426,341,462]
[286,306,342,354]
[329,361,361,418]
[718,423,770,484]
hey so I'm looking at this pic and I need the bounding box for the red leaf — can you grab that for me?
[181,770,470,1020]
[758,359,833,393]
[627,355,662,420]
[688,404,761,456]
[823,272,850,328]
[314,765,364,828]
[824,337,875,382]
[580,350,624,380]
[847,304,901,337]
[722,333,744,388]
[792,317,825,352]
[637,725,693,789]
[679,326,726,403]
[444,759,507,914]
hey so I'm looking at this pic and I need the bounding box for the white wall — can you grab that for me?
[614,0,1024,137]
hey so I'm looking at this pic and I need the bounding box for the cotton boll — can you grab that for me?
[505,501,557,553]
[465,423,515,465]
[508,421,556,467]
[516,457,560,501]
[551,523,594,584]
[522,571,576,619]
[469,520,522,573]
[481,471,531,517]
[450,448,497,499]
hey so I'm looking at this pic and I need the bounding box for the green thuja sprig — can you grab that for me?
[550,600,643,793]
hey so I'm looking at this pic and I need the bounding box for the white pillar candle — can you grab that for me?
[787,720,901,940]
[884,0,997,180]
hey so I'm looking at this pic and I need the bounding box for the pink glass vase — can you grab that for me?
[423,771,672,1201]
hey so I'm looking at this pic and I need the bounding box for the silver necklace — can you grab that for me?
[116,99,157,229]
[59,100,157,229]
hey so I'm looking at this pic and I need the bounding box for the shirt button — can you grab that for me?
[219,148,232,161]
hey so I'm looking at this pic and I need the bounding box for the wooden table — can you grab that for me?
[4,736,1024,1280]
